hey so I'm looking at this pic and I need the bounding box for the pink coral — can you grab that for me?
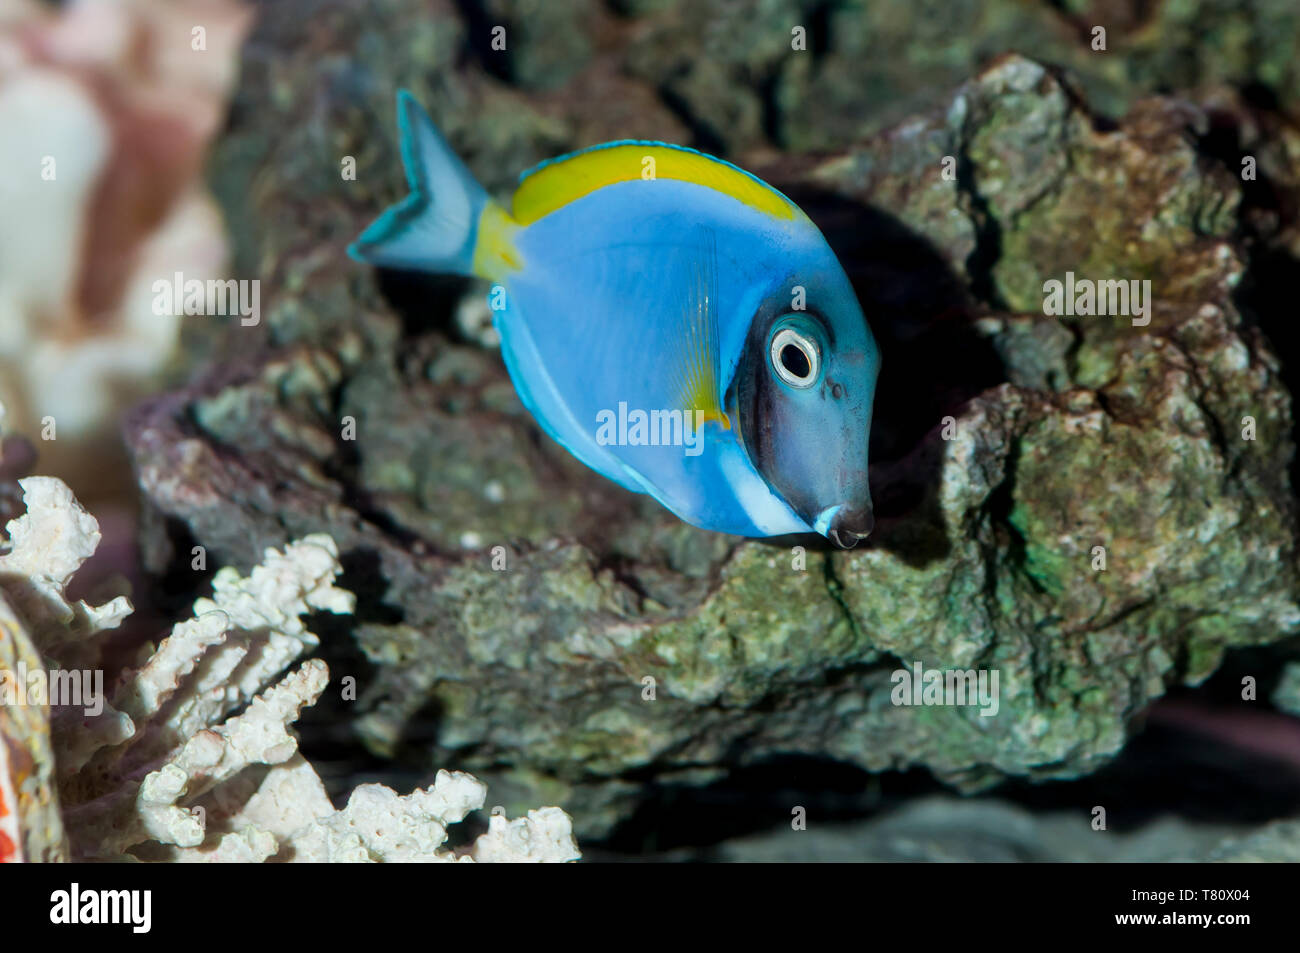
[0,0,253,496]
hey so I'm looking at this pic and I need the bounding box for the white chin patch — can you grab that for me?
[813,504,843,537]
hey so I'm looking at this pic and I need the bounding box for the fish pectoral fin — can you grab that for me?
[670,228,729,426]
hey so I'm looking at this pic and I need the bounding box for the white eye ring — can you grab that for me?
[770,327,820,388]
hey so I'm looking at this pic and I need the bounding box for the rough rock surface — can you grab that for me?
[126,0,1300,838]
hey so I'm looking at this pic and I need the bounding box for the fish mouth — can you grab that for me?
[814,502,875,549]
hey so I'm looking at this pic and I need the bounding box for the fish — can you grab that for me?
[349,92,880,548]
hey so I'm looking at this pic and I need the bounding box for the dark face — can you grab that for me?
[731,274,879,547]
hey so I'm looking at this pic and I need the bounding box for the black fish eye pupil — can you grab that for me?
[780,344,811,379]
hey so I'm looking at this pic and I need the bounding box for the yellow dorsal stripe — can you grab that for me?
[511,143,798,225]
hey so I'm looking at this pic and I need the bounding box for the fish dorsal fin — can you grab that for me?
[670,228,730,432]
[511,141,799,225]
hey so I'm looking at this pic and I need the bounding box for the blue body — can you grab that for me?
[501,180,837,536]
[351,93,880,545]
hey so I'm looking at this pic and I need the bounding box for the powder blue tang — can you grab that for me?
[350,92,880,546]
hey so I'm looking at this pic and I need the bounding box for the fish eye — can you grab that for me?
[770,326,820,389]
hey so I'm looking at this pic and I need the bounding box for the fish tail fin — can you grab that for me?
[348,90,520,280]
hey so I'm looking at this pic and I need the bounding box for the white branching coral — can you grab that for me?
[473,806,586,863]
[0,476,580,862]
[0,476,132,670]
